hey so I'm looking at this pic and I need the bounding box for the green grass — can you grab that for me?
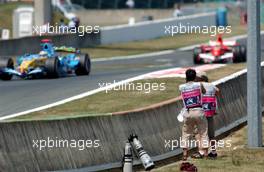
[151,117,264,172]
[11,63,246,121]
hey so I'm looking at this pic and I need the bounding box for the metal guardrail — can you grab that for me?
[100,12,216,44]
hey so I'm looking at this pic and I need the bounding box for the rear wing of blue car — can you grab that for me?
[54,46,80,53]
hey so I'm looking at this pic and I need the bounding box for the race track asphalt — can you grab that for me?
[0,36,261,117]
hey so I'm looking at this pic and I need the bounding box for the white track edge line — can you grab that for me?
[0,75,145,121]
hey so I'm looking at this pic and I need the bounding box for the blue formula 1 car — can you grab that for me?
[0,39,91,80]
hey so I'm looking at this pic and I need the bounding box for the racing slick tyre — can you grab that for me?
[75,53,91,76]
[0,57,14,80]
[233,46,242,63]
[193,47,202,64]
[239,45,247,62]
[45,56,59,78]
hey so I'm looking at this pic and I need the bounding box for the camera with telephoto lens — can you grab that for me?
[128,134,155,171]
[123,141,133,172]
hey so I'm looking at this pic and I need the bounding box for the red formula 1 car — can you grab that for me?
[193,35,246,64]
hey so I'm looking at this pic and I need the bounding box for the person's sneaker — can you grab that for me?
[208,152,217,159]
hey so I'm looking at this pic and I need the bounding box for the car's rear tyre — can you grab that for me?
[233,45,247,63]
[0,57,14,80]
[45,57,59,78]
[75,53,91,76]
[233,46,241,63]
[193,47,202,64]
[239,45,246,62]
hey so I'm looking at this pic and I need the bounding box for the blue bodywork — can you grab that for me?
[1,40,83,78]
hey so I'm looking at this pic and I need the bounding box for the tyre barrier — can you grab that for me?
[0,65,263,172]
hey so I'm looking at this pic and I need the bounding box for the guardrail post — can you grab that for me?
[247,0,263,147]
